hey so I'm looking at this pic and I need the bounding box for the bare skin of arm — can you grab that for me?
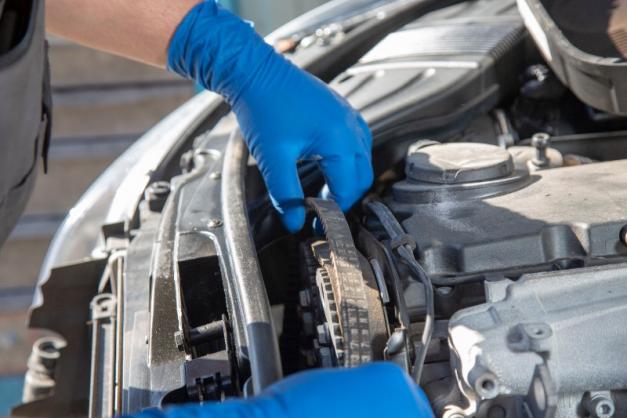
[45,0,201,67]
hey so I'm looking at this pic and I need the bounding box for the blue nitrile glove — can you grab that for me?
[132,363,435,418]
[168,1,373,233]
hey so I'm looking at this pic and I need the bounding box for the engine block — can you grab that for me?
[449,263,627,417]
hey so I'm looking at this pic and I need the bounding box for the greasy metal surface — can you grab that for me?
[116,125,270,411]
[148,176,191,367]
[449,263,627,417]
[306,198,375,366]
[221,132,282,391]
[142,139,229,408]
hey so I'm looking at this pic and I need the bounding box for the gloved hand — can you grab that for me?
[133,362,435,418]
[168,1,373,233]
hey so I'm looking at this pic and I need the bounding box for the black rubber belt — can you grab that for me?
[306,198,372,366]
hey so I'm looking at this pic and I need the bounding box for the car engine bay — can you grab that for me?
[13,0,627,417]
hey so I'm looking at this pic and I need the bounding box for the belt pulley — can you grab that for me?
[304,198,387,367]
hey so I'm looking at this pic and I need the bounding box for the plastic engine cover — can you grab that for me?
[390,158,627,280]
[331,0,526,141]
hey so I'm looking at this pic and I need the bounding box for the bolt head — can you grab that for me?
[591,397,615,418]
[147,181,171,197]
[532,132,550,148]
[145,181,171,211]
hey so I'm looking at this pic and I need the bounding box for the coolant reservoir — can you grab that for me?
[405,141,514,184]
[394,141,529,204]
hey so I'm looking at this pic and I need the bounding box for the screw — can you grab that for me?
[146,181,170,198]
[145,181,171,212]
[208,219,223,228]
[589,393,615,418]
[532,132,551,168]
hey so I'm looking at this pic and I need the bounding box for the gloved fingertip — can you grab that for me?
[356,155,375,193]
[357,115,373,150]
[279,205,306,234]
[357,362,405,381]
[337,196,358,213]
[320,183,357,213]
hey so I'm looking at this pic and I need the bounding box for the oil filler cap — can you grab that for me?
[406,142,514,184]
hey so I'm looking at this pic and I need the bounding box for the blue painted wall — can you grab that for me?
[0,375,24,417]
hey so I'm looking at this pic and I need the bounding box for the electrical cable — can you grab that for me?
[366,201,434,383]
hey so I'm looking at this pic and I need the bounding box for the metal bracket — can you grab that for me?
[523,364,558,418]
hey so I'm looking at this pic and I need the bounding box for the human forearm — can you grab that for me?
[46,0,374,232]
[45,0,200,67]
